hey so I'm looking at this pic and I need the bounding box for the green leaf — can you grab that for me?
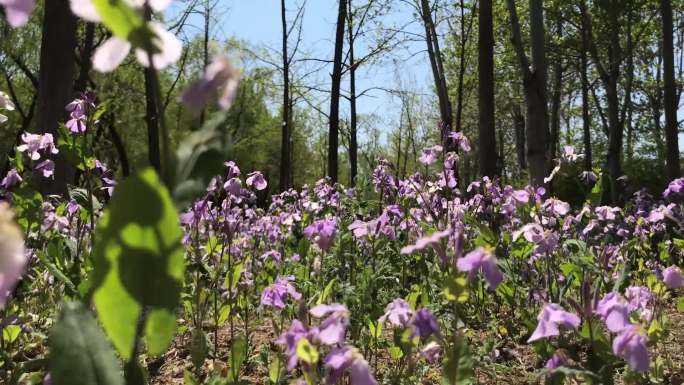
[268,358,284,384]
[172,111,234,208]
[443,275,469,303]
[442,336,474,385]
[49,302,125,385]
[587,172,603,206]
[227,335,246,382]
[184,371,199,385]
[2,325,21,344]
[677,297,684,312]
[90,168,185,360]
[317,278,336,305]
[223,262,243,291]
[296,338,319,365]
[90,0,156,51]
[190,329,207,370]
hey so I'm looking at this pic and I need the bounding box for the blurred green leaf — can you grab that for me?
[442,336,474,385]
[227,335,247,382]
[49,302,124,385]
[90,168,184,360]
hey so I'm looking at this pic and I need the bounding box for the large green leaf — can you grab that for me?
[90,168,184,360]
[91,0,158,52]
[442,336,474,385]
[49,302,124,385]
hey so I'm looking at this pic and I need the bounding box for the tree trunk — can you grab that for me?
[280,0,292,191]
[200,0,211,125]
[455,0,473,133]
[348,0,358,187]
[478,0,497,178]
[506,0,549,187]
[549,18,563,162]
[75,22,95,93]
[661,0,680,180]
[420,0,453,149]
[143,10,161,173]
[328,0,346,183]
[514,108,526,171]
[36,0,78,195]
[579,14,592,171]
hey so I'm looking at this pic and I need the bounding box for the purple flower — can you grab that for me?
[16,132,58,160]
[180,55,241,112]
[543,198,570,216]
[223,177,242,196]
[0,203,26,307]
[456,247,503,289]
[260,276,301,310]
[303,218,337,251]
[545,350,567,371]
[400,229,450,254]
[246,171,267,190]
[1,169,22,189]
[419,145,442,165]
[447,131,471,152]
[512,189,530,203]
[528,303,581,343]
[349,357,378,385]
[662,265,683,289]
[276,319,308,370]
[35,160,55,179]
[1,0,35,27]
[411,308,441,340]
[624,286,652,312]
[378,298,413,327]
[613,325,649,373]
[420,341,441,363]
[595,293,630,333]
[664,177,684,199]
[310,303,349,345]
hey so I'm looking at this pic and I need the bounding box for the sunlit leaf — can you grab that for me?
[90,168,184,360]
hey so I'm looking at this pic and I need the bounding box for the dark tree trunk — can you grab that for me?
[455,0,474,133]
[348,0,358,187]
[75,22,95,93]
[514,108,526,171]
[35,0,78,195]
[549,18,563,162]
[200,0,211,125]
[579,13,592,171]
[280,0,292,191]
[143,11,161,173]
[420,0,453,150]
[661,0,680,180]
[507,0,549,187]
[478,0,497,178]
[328,0,347,183]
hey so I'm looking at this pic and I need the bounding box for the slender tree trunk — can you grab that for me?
[75,22,95,93]
[514,108,526,171]
[661,0,680,180]
[347,0,358,187]
[455,0,473,133]
[36,0,78,195]
[143,10,161,172]
[420,0,453,150]
[200,0,211,125]
[328,0,347,183]
[478,0,497,178]
[549,18,563,161]
[579,12,592,171]
[507,0,549,187]
[280,0,292,191]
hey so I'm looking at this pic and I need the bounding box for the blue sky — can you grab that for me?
[170,0,433,133]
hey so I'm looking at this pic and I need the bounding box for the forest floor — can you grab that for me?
[149,309,684,385]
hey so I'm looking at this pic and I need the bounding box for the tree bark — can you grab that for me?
[280,0,292,191]
[347,0,358,187]
[661,0,680,180]
[506,0,549,187]
[75,22,95,93]
[419,0,453,149]
[513,108,526,171]
[478,0,497,178]
[549,18,563,162]
[328,0,347,183]
[35,0,78,195]
[579,7,592,171]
